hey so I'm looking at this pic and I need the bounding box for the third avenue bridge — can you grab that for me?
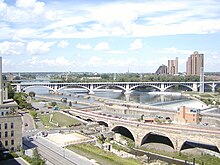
[11,81,220,93]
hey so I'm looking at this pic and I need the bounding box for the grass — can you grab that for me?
[39,112,81,127]
[117,135,220,165]
[67,143,142,165]
[139,146,220,165]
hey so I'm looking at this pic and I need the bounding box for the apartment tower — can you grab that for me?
[186,51,204,76]
[168,57,178,75]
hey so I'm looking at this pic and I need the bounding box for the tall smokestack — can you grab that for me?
[0,57,3,104]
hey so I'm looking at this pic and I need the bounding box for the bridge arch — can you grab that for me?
[180,141,220,153]
[22,86,55,93]
[94,85,126,91]
[141,132,174,149]
[112,125,135,141]
[164,84,193,92]
[57,85,90,93]
[130,85,161,92]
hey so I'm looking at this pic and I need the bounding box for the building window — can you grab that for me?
[11,140,14,145]
[5,140,8,146]
[11,123,14,129]
[5,131,8,138]
[0,132,1,138]
[11,130,14,137]
[5,123,7,129]
[0,124,1,129]
[1,112,3,116]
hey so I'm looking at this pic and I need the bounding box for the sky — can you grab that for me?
[0,0,220,73]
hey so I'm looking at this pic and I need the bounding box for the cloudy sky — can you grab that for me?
[0,0,220,73]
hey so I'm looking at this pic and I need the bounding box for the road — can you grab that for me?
[22,113,35,133]
[23,137,95,165]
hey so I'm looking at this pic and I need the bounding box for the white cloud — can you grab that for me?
[94,42,110,51]
[0,41,25,55]
[107,50,127,55]
[76,43,92,50]
[130,38,143,50]
[1,0,220,39]
[57,40,69,48]
[26,40,55,55]
[24,56,73,67]
[162,47,195,55]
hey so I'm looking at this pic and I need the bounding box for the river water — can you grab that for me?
[24,87,207,110]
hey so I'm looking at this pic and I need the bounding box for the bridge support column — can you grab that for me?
[124,83,131,94]
[53,85,58,93]
[211,83,216,93]
[16,84,21,92]
[160,83,165,92]
[192,83,198,92]
[125,93,130,102]
[89,84,94,95]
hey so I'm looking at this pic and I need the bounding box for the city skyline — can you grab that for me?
[0,0,220,73]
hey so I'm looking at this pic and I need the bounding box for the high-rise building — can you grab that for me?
[168,57,178,75]
[186,51,204,76]
[155,65,167,75]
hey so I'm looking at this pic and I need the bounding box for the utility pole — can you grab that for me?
[199,67,204,93]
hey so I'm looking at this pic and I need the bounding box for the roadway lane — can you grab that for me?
[24,136,94,165]
[22,113,35,133]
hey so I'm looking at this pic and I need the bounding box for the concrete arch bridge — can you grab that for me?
[11,81,220,94]
[66,109,220,154]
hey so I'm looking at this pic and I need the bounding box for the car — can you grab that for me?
[24,123,28,126]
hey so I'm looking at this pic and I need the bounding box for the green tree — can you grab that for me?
[29,91,36,98]
[30,110,37,119]
[32,148,45,165]
[50,102,57,106]
[217,87,220,93]
[7,82,15,99]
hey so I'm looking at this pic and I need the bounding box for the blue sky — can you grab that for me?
[0,0,220,73]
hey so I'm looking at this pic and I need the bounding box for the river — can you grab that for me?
[23,86,208,110]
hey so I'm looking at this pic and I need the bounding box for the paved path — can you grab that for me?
[22,113,35,132]
[24,136,95,165]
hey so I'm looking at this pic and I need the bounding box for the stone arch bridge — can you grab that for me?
[66,109,220,154]
[11,81,220,93]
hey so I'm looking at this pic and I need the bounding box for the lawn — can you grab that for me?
[139,146,220,165]
[39,112,81,127]
[67,143,142,165]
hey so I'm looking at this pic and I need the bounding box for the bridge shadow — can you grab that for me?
[112,126,135,141]
[141,133,174,149]
[180,141,220,153]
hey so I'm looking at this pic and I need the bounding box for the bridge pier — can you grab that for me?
[16,84,21,92]
[88,90,95,95]
[192,83,198,92]
[211,83,217,93]
[89,84,95,95]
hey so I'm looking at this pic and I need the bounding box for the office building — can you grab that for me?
[174,106,201,124]
[168,57,178,75]
[186,51,204,76]
[155,65,167,75]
